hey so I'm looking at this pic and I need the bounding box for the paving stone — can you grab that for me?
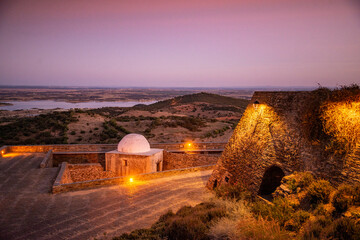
[0,153,211,240]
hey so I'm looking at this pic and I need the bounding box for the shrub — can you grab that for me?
[305,180,332,206]
[209,217,238,240]
[302,216,331,240]
[116,202,227,240]
[322,217,360,240]
[251,197,295,227]
[352,184,360,205]
[332,185,352,214]
[164,216,208,240]
[70,131,76,135]
[284,210,310,232]
[236,216,290,240]
[209,199,252,239]
[214,182,252,201]
[297,172,314,189]
[113,228,161,240]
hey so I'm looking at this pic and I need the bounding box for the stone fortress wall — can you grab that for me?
[207,91,360,194]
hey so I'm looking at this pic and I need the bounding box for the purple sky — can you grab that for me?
[0,0,359,88]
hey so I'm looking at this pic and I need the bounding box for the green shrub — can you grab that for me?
[284,210,310,232]
[251,197,295,227]
[287,178,298,193]
[298,172,315,189]
[305,180,332,206]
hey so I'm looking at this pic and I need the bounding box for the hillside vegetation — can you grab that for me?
[0,92,249,145]
[134,92,249,111]
[114,172,360,240]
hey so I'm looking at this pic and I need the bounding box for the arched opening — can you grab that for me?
[259,166,285,195]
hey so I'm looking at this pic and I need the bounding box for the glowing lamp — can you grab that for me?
[129,178,134,183]
[253,100,260,110]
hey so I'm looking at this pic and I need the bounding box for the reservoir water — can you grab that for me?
[0,100,156,111]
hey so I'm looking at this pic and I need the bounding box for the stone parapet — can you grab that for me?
[40,150,53,168]
[163,151,219,170]
[2,142,227,154]
[52,164,215,194]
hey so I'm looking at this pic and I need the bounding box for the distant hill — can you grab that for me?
[134,92,249,111]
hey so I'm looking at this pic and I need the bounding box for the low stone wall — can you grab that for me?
[40,150,53,168]
[54,162,72,185]
[52,164,215,194]
[6,144,117,153]
[2,142,227,154]
[163,151,219,170]
[152,142,226,151]
[52,152,106,167]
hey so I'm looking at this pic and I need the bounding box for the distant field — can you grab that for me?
[0,87,254,103]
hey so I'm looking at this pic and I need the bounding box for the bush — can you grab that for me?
[209,217,238,240]
[251,197,295,227]
[284,210,310,232]
[305,180,332,206]
[302,216,332,240]
[164,216,208,240]
[113,228,161,240]
[332,185,352,214]
[322,217,360,240]
[236,216,290,240]
[214,183,252,201]
[114,202,226,240]
[352,184,360,205]
[297,172,315,189]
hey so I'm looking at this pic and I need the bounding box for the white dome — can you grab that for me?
[117,134,151,153]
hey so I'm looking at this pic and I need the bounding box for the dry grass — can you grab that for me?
[209,199,251,239]
[236,216,290,240]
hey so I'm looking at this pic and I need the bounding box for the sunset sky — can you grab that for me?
[0,0,359,88]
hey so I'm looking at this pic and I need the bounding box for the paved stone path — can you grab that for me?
[0,153,212,240]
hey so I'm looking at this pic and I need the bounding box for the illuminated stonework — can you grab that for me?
[208,91,360,195]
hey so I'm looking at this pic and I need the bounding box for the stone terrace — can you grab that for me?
[0,153,212,240]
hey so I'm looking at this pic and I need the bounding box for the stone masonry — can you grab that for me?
[208,91,360,194]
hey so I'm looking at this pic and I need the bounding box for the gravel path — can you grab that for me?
[0,153,212,240]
